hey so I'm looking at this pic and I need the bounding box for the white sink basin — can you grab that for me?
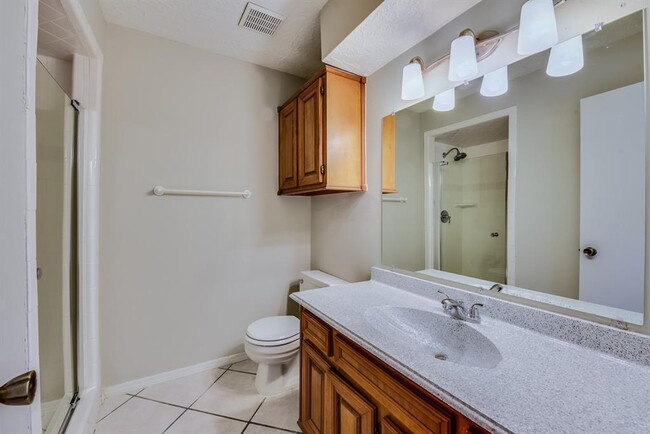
[364,306,502,369]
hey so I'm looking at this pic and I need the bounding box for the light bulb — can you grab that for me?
[448,34,478,82]
[480,66,509,97]
[546,35,584,77]
[517,0,558,55]
[432,88,455,112]
[401,62,425,100]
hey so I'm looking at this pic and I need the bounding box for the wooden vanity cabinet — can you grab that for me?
[278,66,366,196]
[299,309,489,434]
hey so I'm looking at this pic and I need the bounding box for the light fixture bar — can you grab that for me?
[411,0,567,75]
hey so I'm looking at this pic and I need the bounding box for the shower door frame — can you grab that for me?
[423,107,518,285]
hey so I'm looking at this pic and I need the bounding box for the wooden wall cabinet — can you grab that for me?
[278,66,366,196]
[299,309,489,434]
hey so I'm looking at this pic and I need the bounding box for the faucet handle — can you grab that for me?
[469,303,484,319]
[437,290,450,299]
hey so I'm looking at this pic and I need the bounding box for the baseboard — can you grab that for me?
[103,352,248,397]
[41,398,62,429]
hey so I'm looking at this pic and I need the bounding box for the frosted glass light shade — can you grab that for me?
[546,35,584,77]
[432,88,455,112]
[401,63,425,100]
[480,66,509,97]
[448,35,478,81]
[517,0,558,55]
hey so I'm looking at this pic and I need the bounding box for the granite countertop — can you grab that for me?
[291,280,650,434]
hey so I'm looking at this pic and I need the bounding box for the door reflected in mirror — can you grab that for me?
[382,10,646,325]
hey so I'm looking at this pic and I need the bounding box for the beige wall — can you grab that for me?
[100,25,310,387]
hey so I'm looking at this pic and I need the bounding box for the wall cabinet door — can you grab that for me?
[279,101,298,191]
[301,343,330,434]
[324,371,376,434]
[298,78,324,188]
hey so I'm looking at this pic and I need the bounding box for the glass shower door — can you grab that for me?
[36,61,79,433]
[439,153,508,283]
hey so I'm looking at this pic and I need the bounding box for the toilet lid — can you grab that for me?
[246,316,300,342]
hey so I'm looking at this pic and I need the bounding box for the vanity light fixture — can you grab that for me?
[546,35,584,77]
[432,87,456,112]
[448,29,479,82]
[517,0,559,55]
[401,60,425,100]
[480,66,509,97]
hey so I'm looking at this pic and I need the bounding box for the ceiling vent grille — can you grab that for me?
[238,3,285,36]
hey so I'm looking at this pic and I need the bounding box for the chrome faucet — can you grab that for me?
[438,291,483,323]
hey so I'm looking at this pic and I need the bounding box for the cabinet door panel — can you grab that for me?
[301,343,330,434]
[381,417,406,434]
[325,371,375,434]
[279,102,298,191]
[298,78,324,187]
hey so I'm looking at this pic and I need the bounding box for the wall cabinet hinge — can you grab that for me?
[320,85,325,95]
[320,165,325,175]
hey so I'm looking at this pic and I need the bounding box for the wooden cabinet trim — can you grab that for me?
[301,342,330,434]
[324,370,376,434]
[278,101,298,191]
[333,333,452,434]
[302,309,332,356]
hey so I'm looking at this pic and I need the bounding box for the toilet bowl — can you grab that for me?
[244,315,300,396]
[244,270,348,396]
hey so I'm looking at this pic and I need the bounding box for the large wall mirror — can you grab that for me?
[382,9,647,326]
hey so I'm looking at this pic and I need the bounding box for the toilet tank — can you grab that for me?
[299,270,349,291]
[287,270,348,318]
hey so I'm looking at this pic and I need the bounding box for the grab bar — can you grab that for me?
[152,186,252,199]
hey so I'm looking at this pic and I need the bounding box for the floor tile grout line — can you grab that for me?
[161,408,188,434]
[242,398,266,433]
[246,421,302,433]
[130,394,188,410]
[96,394,136,424]
[186,407,253,425]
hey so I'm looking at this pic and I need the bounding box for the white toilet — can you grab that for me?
[244,270,348,396]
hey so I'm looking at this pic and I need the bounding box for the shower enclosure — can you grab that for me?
[425,113,512,284]
[437,151,508,283]
[35,61,80,433]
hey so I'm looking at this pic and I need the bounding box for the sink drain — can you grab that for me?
[434,353,448,361]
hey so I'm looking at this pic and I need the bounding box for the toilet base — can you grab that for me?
[254,353,300,397]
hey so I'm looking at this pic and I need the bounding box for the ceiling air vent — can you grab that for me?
[238,3,285,36]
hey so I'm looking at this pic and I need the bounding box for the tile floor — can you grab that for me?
[95,359,301,434]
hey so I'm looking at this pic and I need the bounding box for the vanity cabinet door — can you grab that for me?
[297,78,324,188]
[381,417,406,434]
[301,343,330,434]
[324,371,376,434]
[279,101,298,191]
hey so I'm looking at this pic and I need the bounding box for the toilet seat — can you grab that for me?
[245,316,299,347]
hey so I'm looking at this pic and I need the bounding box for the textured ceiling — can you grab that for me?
[323,0,481,77]
[99,0,327,78]
[38,0,85,60]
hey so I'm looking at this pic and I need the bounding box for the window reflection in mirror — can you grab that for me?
[382,11,646,325]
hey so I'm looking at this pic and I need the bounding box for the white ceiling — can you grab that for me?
[323,0,481,77]
[99,0,327,78]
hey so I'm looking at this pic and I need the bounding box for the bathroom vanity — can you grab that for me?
[299,309,487,434]
[291,268,650,434]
